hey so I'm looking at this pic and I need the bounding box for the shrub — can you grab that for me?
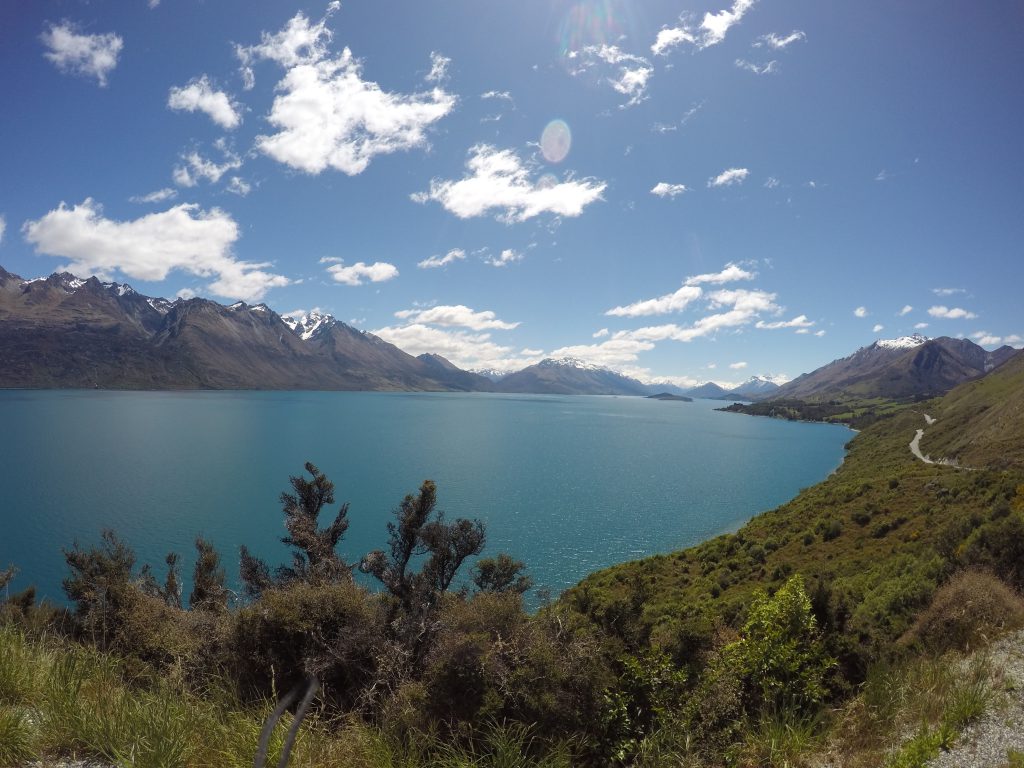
[900,570,1024,653]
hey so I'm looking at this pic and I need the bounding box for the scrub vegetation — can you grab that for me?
[2,355,1024,766]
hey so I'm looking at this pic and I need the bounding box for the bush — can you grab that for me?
[900,570,1024,653]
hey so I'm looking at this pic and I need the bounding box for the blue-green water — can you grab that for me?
[0,391,853,604]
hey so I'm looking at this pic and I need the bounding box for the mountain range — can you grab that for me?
[0,266,1017,402]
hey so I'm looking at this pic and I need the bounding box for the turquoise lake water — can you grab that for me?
[0,391,853,604]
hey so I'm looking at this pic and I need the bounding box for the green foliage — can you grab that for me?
[190,536,229,612]
[718,575,834,715]
[473,553,533,595]
[0,705,34,765]
[959,512,1024,589]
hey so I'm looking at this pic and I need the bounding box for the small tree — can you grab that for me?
[63,530,137,647]
[240,462,352,598]
[191,537,229,612]
[472,553,533,595]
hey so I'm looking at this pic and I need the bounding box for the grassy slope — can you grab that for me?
[563,353,1024,657]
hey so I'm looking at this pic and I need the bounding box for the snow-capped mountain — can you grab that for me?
[282,311,337,341]
[874,333,930,350]
[727,375,784,398]
[494,357,652,395]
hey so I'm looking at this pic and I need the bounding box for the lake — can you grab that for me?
[0,391,853,605]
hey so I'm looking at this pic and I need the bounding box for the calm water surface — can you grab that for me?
[0,391,853,604]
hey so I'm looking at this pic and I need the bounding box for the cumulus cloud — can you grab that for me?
[21,198,288,301]
[928,305,978,320]
[729,361,748,370]
[898,304,913,316]
[549,337,657,368]
[41,22,123,87]
[755,314,814,330]
[755,31,806,49]
[240,10,455,175]
[129,188,177,204]
[914,322,929,330]
[1004,334,1022,346]
[854,306,868,318]
[415,144,606,223]
[651,182,688,198]
[394,305,519,331]
[735,59,777,75]
[873,324,884,333]
[226,177,252,196]
[593,328,610,338]
[167,75,242,129]
[708,167,749,187]
[372,323,537,372]
[418,248,466,269]
[324,260,398,286]
[485,248,523,267]
[652,0,757,55]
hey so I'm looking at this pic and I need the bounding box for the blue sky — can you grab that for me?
[1,0,1022,386]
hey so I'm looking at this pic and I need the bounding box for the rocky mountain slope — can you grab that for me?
[0,266,481,391]
[493,357,652,396]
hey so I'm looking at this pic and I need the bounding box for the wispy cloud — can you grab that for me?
[754,31,806,49]
[652,0,757,55]
[41,21,123,87]
[685,263,756,286]
[928,305,977,320]
[414,144,606,223]
[425,51,451,83]
[932,287,966,296]
[607,285,703,318]
[729,361,748,370]
[567,45,652,107]
[22,198,288,301]
[708,167,749,187]
[485,248,523,268]
[129,188,177,204]
[898,304,913,316]
[755,314,814,330]
[735,59,777,75]
[418,248,466,269]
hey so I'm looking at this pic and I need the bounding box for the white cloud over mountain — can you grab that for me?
[22,198,288,301]
[394,305,519,331]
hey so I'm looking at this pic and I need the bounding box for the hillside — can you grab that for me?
[494,357,652,395]
[564,345,1024,662]
[0,266,481,391]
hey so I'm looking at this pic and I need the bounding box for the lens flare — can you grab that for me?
[536,173,559,190]
[540,120,571,164]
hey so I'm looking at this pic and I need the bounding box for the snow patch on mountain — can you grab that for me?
[875,333,930,350]
[283,311,336,341]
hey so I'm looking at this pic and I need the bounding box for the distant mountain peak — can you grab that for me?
[538,356,606,372]
[874,333,930,350]
[282,310,337,341]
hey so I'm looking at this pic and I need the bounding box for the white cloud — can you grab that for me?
[708,167,749,187]
[685,263,756,285]
[755,31,806,49]
[593,328,610,338]
[425,51,451,83]
[914,322,929,330]
[755,314,814,329]
[240,11,455,175]
[701,0,757,47]
[898,304,913,316]
[873,324,884,333]
[394,304,519,331]
[651,26,695,56]
[418,248,466,269]
[172,149,242,187]
[814,330,826,337]
[568,45,652,107]
[928,305,978,320]
[325,260,398,286]
[651,0,756,55]
[549,338,657,368]
[932,287,966,296]
[0,215,5,246]
[371,323,536,373]
[226,177,252,197]
[129,188,177,204]
[168,75,242,129]
[1005,334,1022,346]
[21,198,288,301]
[764,176,781,189]
[875,169,891,182]
[735,59,777,75]
[41,22,123,87]
[651,182,688,198]
[729,361,748,370]
[854,306,868,318]
[607,285,703,318]
[485,249,523,268]
[416,144,606,223]
[972,331,1002,346]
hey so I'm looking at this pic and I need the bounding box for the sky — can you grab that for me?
[1,0,1022,387]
